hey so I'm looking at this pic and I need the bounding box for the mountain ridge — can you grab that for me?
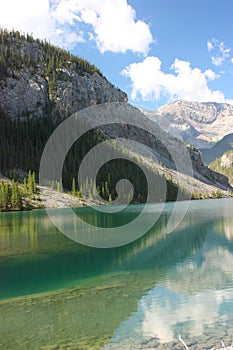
[0,28,127,120]
[143,99,233,149]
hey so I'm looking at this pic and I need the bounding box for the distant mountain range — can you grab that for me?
[143,99,233,151]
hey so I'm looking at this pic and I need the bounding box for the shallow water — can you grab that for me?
[0,199,233,349]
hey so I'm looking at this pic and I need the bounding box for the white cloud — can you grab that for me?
[207,38,231,66]
[231,58,233,64]
[0,0,53,39]
[207,40,214,51]
[0,0,84,49]
[51,0,153,54]
[122,56,231,103]
[0,0,153,54]
[211,56,225,66]
[103,248,233,348]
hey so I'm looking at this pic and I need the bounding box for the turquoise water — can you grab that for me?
[0,199,233,349]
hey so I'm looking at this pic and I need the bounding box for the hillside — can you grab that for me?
[143,99,233,149]
[0,29,232,210]
[209,150,233,186]
[200,133,233,165]
[0,28,127,120]
[0,28,127,178]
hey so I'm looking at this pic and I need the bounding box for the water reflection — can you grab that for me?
[102,201,233,349]
[0,199,233,349]
[214,214,233,241]
[103,286,233,348]
[103,250,233,348]
[0,205,209,299]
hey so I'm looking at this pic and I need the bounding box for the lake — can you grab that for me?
[0,199,233,349]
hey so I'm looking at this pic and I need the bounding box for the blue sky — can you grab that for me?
[1,0,233,109]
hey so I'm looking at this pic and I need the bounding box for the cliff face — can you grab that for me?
[0,30,127,120]
[0,69,127,119]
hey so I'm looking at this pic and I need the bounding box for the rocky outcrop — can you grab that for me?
[190,148,229,188]
[0,31,127,120]
[0,71,49,119]
[0,69,127,119]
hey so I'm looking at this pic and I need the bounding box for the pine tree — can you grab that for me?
[71,177,76,196]
[0,181,10,211]
[27,170,36,196]
[23,177,28,194]
[11,180,23,210]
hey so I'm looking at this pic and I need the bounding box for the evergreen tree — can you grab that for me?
[11,180,23,210]
[27,170,36,195]
[71,177,76,196]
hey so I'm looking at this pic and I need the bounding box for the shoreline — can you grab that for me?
[0,190,232,214]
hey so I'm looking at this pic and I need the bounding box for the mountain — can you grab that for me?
[209,150,233,186]
[0,29,231,208]
[200,133,233,165]
[0,28,127,121]
[0,28,127,180]
[143,99,233,149]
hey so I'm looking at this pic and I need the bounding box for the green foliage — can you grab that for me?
[64,134,190,203]
[192,190,202,200]
[0,169,40,211]
[0,181,10,211]
[11,180,23,210]
[209,150,233,185]
[0,180,22,211]
[71,177,76,196]
[0,107,60,173]
[27,170,36,196]
[210,189,224,198]
[0,28,103,83]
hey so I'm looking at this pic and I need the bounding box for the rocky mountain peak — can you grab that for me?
[157,99,233,124]
[143,99,233,149]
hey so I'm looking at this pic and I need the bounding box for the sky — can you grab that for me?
[0,0,233,110]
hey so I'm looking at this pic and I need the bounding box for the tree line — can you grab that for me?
[0,28,103,81]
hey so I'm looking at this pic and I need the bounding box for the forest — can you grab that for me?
[0,29,190,210]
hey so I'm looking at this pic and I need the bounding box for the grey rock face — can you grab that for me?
[0,71,49,118]
[54,69,127,116]
[0,45,127,120]
[143,99,233,149]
